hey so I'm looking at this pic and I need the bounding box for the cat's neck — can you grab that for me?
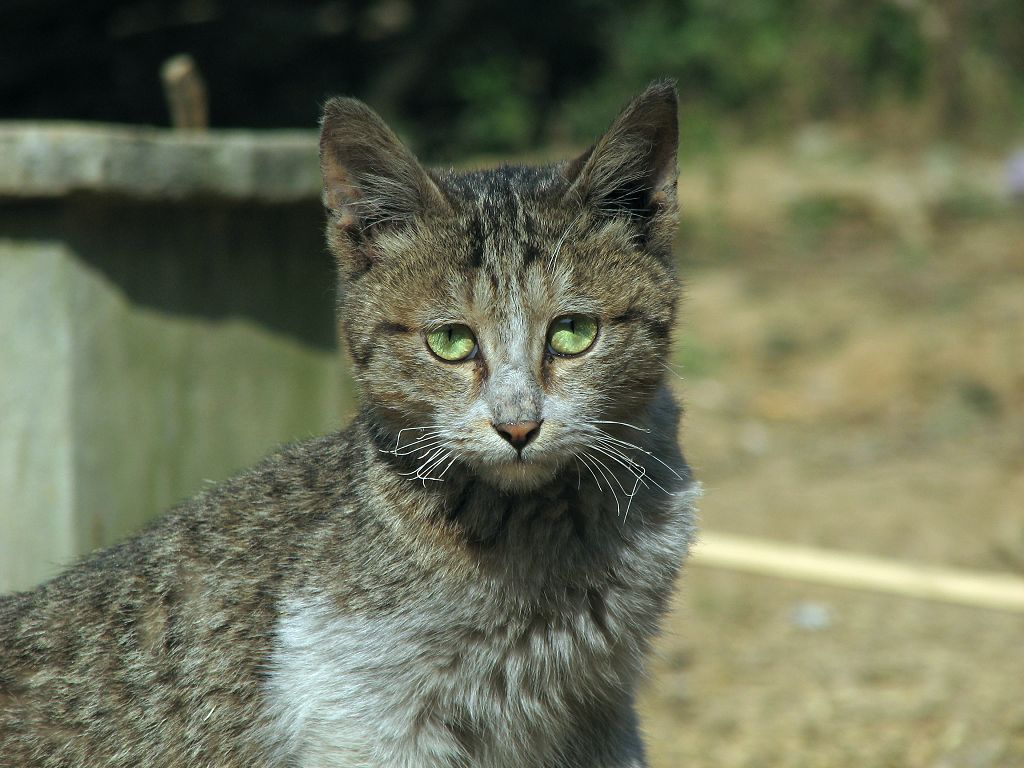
[347,393,690,591]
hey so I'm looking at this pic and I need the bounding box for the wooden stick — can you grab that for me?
[691,531,1024,613]
[161,54,208,131]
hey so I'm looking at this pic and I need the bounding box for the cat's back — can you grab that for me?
[0,428,366,767]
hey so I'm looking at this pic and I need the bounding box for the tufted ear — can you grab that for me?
[563,80,679,228]
[319,98,448,242]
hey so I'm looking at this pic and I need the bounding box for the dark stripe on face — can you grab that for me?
[520,202,541,267]
[350,339,374,370]
[472,356,489,386]
[356,322,411,368]
[467,215,485,269]
[541,352,554,389]
[345,326,374,369]
[521,209,538,239]
[610,306,670,339]
[351,343,374,369]
[521,241,542,267]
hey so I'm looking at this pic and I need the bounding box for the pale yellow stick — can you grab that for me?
[161,54,209,131]
[691,531,1024,613]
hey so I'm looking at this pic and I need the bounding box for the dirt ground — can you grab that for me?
[639,142,1024,767]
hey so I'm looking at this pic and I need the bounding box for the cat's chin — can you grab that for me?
[474,457,562,494]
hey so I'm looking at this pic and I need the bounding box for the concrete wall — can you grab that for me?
[0,125,353,593]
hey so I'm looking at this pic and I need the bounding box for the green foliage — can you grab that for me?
[431,0,1021,153]
[558,0,930,141]
[452,58,537,152]
[4,0,1022,155]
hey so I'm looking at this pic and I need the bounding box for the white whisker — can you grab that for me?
[435,453,459,481]
[399,445,446,480]
[391,425,447,454]
[588,443,649,488]
[395,431,443,449]
[549,209,586,266]
[592,439,674,496]
[397,439,445,458]
[580,451,621,516]
[591,419,650,433]
[659,361,686,382]
[595,434,686,482]
[576,452,605,493]
[419,451,453,485]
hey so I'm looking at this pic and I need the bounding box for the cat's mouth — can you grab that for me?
[475,449,562,492]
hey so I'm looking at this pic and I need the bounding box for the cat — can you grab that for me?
[0,80,698,768]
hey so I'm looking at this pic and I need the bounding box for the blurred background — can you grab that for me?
[4,0,1024,152]
[1,1,1023,765]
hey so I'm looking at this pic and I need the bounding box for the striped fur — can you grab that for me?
[0,81,696,767]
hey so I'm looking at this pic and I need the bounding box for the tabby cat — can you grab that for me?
[0,80,698,767]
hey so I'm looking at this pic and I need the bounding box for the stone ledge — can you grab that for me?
[0,122,321,202]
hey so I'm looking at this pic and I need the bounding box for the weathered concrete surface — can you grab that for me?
[69,250,349,571]
[0,122,351,594]
[0,123,320,201]
[0,244,76,592]
[0,241,348,592]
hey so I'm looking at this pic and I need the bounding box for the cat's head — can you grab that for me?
[319,82,680,493]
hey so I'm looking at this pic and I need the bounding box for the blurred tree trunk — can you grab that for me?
[923,0,969,136]
[365,0,474,118]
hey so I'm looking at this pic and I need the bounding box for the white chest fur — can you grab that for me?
[262,486,698,768]
[263,586,636,768]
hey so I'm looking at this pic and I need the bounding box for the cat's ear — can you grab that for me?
[563,80,679,231]
[319,97,448,250]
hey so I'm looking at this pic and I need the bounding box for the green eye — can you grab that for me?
[548,314,599,356]
[426,324,477,362]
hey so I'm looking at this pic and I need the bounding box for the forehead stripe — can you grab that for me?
[467,215,485,270]
[609,306,671,339]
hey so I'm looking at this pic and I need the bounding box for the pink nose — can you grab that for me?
[492,420,542,451]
